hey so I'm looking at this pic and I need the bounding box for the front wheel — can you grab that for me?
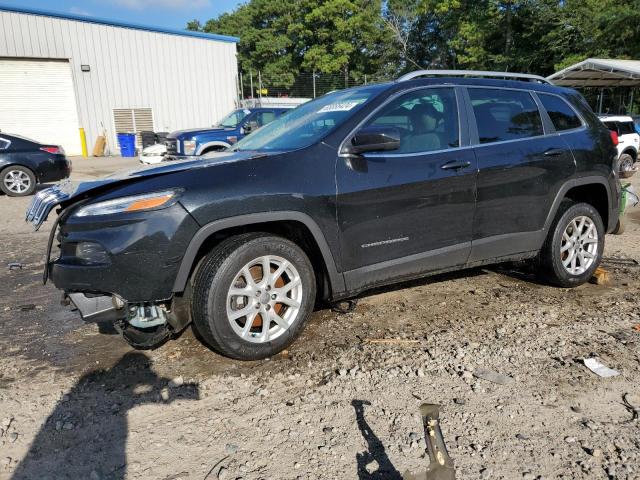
[539,201,604,287]
[191,233,316,360]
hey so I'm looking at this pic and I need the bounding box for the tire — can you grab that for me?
[618,153,634,173]
[200,145,227,155]
[611,217,625,235]
[0,166,36,196]
[191,233,316,360]
[539,201,604,287]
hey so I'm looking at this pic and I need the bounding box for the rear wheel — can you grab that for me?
[618,153,635,173]
[191,233,316,360]
[1,166,36,196]
[539,201,604,287]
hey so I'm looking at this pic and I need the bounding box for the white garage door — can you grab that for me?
[0,59,82,155]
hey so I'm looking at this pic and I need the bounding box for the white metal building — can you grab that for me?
[0,4,239,155]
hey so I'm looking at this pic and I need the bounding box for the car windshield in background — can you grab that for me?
[231,85,386,152]
[218,109,250,128]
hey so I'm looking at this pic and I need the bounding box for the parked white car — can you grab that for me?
[599,115,639,172]
[139,143,167,165]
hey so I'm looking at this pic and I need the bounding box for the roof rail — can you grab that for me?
[397,70,552,85]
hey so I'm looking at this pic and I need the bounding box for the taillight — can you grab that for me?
[40,146,61,154]
[610,130,619,146]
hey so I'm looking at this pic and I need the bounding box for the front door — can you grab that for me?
[336,86,477,291]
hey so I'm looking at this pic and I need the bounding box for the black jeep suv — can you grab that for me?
[27,71,620,360]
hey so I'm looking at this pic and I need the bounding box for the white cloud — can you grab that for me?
[69,6,92,16]
[111,0,210,9]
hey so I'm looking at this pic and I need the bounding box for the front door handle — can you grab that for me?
[440,160,471,170]
[544,148,565,157]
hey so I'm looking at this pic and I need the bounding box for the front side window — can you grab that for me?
[469,88,543,144]
[231,84,385,152]
[217,109,250,128]
[538,94,583,131]
[364,87,459,154]
[255,111,276,127]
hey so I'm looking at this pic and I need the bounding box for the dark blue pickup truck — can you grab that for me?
[165,107,290,157]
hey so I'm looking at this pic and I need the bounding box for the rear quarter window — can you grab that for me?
[538,94,583,131]
[0,138,9,150]
[618,122,635,135]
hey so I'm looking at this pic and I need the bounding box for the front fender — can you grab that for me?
[172,211,345,296]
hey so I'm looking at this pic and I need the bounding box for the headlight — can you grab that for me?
[183,140,196,155]
[74,190,180,217]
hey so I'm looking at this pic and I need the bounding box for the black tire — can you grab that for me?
[539,201,604,287]
[618,153,634,173]
[611,217,625,235]
[0,166,36,196]
[191,233,316,360]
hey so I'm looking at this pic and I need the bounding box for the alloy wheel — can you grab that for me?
[3,170,31,194]
[560,215,598,275]
[226,255,303,343]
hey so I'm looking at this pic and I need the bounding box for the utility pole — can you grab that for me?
[239,71,244,100]
[313,71,316,98]
[249,69,254,100]
[258,71,262,101]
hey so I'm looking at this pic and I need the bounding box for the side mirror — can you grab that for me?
[342,126,401,155]
[243,121,259,133]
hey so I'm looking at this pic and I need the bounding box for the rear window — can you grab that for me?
[468,88,543,144]
[538,94,583,131]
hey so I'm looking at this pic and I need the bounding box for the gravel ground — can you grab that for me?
[0,158,639,480]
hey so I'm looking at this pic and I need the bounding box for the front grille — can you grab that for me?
[165,138,178,155]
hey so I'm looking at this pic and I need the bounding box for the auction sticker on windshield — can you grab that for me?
[318,100,366,113]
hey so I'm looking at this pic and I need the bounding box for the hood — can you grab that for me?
[169,127,230,138]
[25,151,265,230]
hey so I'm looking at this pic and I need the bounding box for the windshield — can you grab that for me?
[231,85,386,152]
[217,109,250,128]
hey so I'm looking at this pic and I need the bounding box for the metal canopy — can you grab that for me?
[548,58,640,87]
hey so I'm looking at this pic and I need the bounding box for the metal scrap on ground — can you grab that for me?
[583,358,620,378]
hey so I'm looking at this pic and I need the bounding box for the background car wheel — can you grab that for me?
[1,166,36,196]
[618,153,635,174]
[539,201,604,287]
[191,233,316,360]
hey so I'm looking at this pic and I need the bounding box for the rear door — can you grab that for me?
[466,87,576,262]
[336,86,477,290]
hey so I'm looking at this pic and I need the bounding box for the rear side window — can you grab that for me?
[538,94,583,131]
[619,122,635,135]
[468,88,543,144]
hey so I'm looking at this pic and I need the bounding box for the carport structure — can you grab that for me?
[548,58,640,114]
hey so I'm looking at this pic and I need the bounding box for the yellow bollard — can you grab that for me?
[79,128,88,157]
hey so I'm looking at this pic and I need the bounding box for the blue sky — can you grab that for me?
[2,0,242,30]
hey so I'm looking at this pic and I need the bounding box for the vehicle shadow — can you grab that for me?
[352,400,402,480]
[11,351,199,480]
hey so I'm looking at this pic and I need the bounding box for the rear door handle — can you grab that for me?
[440,160,471,170]
[544,148,565,157]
